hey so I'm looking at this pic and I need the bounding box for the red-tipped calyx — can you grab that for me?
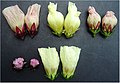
[95,22,100,29]
[30,23,37,38]
[87,6,101,37]
[25,3,41,38]
[2,5,25,39]
[102,11,118,37]
[26,23,38,38]
[15,26,25,39]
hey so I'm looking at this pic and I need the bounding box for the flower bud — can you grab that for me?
[2,5,25,39]
[25,4,41,38]
[87,6,101,37]
[102,11,117,37]
[64,2,81,38]
[47,2,64,36]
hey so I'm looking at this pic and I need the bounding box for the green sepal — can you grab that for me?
[101,29,113,38]
[61,72,74,80]
[64,29,79,38]
[45,73,59,81]
[64,32,74,38]
[89,27,100,38]
[52,31,62,37]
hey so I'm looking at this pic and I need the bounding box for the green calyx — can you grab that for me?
[64,32,74,38]
[52,31,62,37]
[61,72,74,80]
[101,29,113,38]
[89,27,100,38]
[45,73,59,81]
[63,29,79,38]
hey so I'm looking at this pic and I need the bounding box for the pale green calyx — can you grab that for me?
[47,2,64,36]
[60,46,81,79]
[64,2,81,38]
[38,47,60,80]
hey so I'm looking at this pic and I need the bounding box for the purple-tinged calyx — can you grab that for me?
[102,11,117,37]
[87,6,101,37]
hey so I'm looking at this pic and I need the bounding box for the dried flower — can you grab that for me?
[102,11,117,37]
[87,6,101,37]
[2,5,25,39]
[25,3,41,38]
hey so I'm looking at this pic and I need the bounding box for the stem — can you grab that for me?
[92,33,96,38]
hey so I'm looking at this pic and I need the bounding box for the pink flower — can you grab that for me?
[87,6,101,37]
[25,4,41,38]
[2,5,25,39]
[30,59,39,68]
[13,57,26,69]
[102,11,117,37]
[105,11,115,17]
[88,6,96,14]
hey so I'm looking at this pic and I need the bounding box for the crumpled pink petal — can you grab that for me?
[88,6,96,14]
[30,58,39,68]
[105,11,115,17]
[13,57,26,69]
[88,6,99,17]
